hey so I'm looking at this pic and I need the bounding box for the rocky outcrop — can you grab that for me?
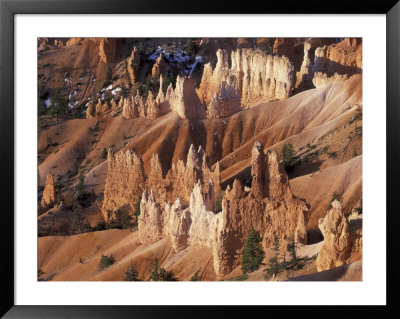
[163,144,221,204]
[295,38,362,89]
[40,172,56,209]
[102,144,221,222]
[137,141,308,276]
[127,47,140,84]
[102,148,146,222]
[316,200,352,271]
[86,98,123,118]
[122,74,206,120]
[312,72,353,88]
[167,75,206,119]
[138,190,164,244]
[206,77,241,119]
[213,142,307,275]
[197,48,295,107]
[151,53,168,79]
[138,181,219,252]
[163,197,191,251]
[98,38,117,64]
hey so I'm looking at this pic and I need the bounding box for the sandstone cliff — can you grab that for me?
[197,48,295,108]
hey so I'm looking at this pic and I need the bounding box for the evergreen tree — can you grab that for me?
[241,229,265,274]
[282,143,295,170]
[266,235,280,275]
[286,235,297,267]
[149,257,178,281]
[124,262,140,281]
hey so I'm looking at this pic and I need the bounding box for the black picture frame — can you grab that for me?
[1,0,399,317]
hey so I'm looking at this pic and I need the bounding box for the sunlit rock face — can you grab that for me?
[197,48,295,108]
[137,141,308,277]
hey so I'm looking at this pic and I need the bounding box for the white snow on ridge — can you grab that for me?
[111,87,121,95]
[187,55,203,75]
[148,46,164,61]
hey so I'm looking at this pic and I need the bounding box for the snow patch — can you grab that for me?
[148,46,164,61]
[187,55,203,76]
[111,87,121,95]
[44,97,51,109]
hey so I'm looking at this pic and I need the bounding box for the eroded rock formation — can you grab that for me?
[206,77,241,119]
[137,141,308,276]
[102,148,146,222]
[40,172,56,209]
[98,38,117,64]
[86,98,123,118]
[151,53,168,79]
[102,144,221,222]
[122,74,205,120]
[197,48,295,107]
[127,47,141,84]
[316,200,352,271]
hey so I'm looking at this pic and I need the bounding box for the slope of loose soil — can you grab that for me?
[290,155,362,229]
[38,229,215,281]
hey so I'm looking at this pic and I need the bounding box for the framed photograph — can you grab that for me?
[1,0,399,317]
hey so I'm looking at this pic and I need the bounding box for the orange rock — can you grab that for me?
[40,172,56,209]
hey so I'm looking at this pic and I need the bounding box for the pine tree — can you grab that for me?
[282,143,295,170]
[124,262,140,281]
[286,235,297,267]
[266,235,280,275]
[241,229,265,274]
[149,257,178,281]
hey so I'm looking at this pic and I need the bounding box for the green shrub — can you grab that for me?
[138,43,146,55]
[101,148,107,159]
[124,262,140,281]
[328,191,342,209]
[149,257,178,281]
[100,253,115,269]
[103,66,112,87]
[282,143,296,170]
[186,39,197,55]
[241,229,265,274]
